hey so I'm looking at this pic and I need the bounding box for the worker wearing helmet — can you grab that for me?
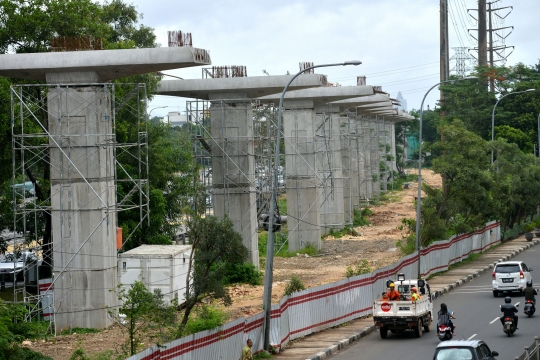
[385,283,401,301]
[500,296,518,329]
[411,286,421,301]
[523,281,537,306]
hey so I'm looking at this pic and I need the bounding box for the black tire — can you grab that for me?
[390,330,397,333]
[380,326,388,339]
[424,315,431,332]
[493,290,498,297]
[414,319,423,338]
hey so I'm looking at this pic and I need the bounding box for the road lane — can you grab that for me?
[330,247,540,359]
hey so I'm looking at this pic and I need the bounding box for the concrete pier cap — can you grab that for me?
[0,46,211,83]
[157,73,328,99]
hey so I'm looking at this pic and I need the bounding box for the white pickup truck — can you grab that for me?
[373,278,433,339]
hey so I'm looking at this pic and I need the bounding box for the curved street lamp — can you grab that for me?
[148,106,168,120]
[491,88,536,164]
[262,60,362,351]
[415,76,476,279]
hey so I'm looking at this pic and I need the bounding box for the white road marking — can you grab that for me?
[468,334,477,340]
[489,317,500,324]
[515,302,520,306]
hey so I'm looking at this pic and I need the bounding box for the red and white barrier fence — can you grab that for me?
[128,221,500,360]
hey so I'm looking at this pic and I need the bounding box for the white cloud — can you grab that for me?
[129,0,538,116]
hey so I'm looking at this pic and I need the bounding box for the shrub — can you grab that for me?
[396,233,416,255]
[222,262,262,285]
[345,259,372,278]
[183,305,228,335]
[284,275,305,296]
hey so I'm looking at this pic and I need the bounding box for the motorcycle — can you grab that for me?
[523,299,535,317]
[502,315,517,336]
[438,312,455,341]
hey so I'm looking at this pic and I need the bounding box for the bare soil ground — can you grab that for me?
[26,170,442,360]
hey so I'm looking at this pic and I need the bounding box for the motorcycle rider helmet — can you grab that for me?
[411,287,417,292]
[389,283,395,288]
[527,280,532,287]
[504,296,511,303]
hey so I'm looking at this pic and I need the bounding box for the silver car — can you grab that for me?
[0,251,41,282]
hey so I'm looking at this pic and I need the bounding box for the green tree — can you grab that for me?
[109,281,176,356]
[431,120,493,225]
[179,215,248,335]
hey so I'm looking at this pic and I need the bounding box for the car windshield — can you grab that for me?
[434,348,474,360]
[496,264,520,273]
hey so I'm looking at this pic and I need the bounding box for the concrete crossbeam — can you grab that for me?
[157,74,328,99]
[0,47,211,82]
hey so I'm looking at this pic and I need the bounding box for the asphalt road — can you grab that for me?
[330,246,540,360]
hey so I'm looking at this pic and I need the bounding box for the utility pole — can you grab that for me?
[488,1,495,92]
[440,0,449,117]
[440,0,449,83]
[478,0,488,66]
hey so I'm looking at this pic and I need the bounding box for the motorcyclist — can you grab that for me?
[385,283,401,301]
[437,303,456,336]
[500,296,518,329]
[523,281,537,307]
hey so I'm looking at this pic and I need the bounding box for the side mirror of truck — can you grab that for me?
[417,279,425,287]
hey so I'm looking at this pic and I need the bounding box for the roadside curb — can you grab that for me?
[305,324,377,360]
[431,239,540,299]
[303,238,540,360]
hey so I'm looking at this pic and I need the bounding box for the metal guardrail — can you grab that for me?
[515,336,539,360]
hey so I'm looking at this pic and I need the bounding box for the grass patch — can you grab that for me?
[276,243,318,258]
[448,252,481,270]
[254,351,274,359]
[277,194,287,214]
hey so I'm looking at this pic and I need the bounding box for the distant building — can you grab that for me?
[167,111,188,127]
[396,92,408,112]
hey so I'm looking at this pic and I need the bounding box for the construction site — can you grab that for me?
[1,28,414,338]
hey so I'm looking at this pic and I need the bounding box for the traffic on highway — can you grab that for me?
[329,245,540,360]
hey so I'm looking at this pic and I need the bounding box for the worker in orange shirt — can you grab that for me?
[385,283,401,301]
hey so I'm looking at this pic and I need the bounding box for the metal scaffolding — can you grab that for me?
[10,83,149,333]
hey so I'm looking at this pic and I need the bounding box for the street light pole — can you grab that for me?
[491,89,535,164]
[415,77,476,279]
[262,60,361,351]
[538,112,540,165]
[148,106,168,120]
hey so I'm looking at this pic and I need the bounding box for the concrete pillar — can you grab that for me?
[340,115,356,225]
[283,100,321,251]
[48,78,117,330]
[209,100,259,266]
[371,117,381,199]
[315,106,344,234]
[358,116,375,201]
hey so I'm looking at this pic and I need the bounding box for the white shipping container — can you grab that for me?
[118,244,192,305]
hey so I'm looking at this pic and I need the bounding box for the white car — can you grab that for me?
[0,251,41,282]
[492,261,533,297]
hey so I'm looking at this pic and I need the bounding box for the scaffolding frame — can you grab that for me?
[10,83,149,333]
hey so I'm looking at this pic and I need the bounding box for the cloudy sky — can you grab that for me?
[126,0,539,118]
